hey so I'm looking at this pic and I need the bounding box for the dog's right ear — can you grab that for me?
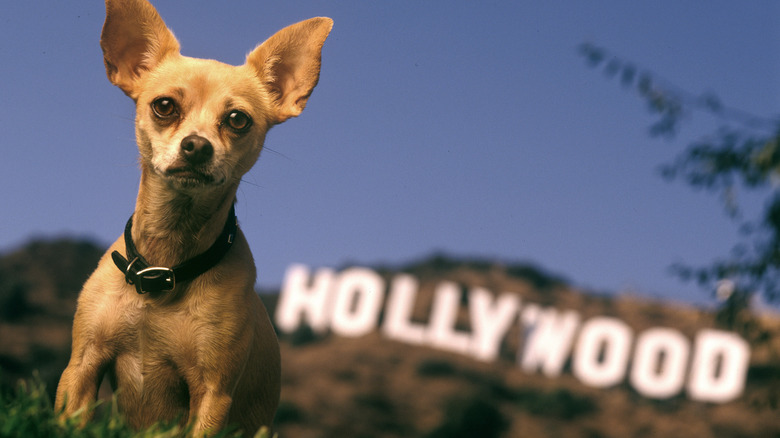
[100,0,180,99]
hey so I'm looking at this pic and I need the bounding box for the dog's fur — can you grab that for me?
[55,0,332,435]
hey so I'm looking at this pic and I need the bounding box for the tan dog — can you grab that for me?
[55,0,332,435]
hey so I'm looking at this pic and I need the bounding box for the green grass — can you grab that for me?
[0,375,274,438]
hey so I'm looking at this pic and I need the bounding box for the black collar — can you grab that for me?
[111,204,237,294]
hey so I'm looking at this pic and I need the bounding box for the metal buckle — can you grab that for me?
[122,257,139,284]
[134,266,176,294]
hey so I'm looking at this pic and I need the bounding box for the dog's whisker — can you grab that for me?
[261,146,292,161]
[239,178,263,189]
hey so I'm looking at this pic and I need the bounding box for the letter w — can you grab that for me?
[519,306,580,377]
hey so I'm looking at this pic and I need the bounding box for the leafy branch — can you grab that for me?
[579,43,780,305]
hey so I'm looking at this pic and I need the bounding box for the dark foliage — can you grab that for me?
[513,388,598,420]
[0,238,105,397]
[0,237,104,319]
[285,323,324,347]
[425,392,509,438]
[274,400,305,425]
[415,359,458,377]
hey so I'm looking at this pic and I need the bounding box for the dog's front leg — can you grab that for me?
[56,263,128,424]
[184,316,254,436]
[189,387,235,435]
[55,337,111,423]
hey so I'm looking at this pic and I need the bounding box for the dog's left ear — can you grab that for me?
[246,17,333,124]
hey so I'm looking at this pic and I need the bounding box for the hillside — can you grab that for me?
[0,238,104,394]
[1,239,779,437]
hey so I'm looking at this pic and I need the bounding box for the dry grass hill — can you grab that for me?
[1,240,778,437]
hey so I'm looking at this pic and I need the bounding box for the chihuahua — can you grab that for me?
[55,0,332,435]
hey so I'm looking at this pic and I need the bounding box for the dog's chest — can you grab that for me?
[113,301,205,389]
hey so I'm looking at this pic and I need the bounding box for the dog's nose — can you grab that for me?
[180,135,213,165]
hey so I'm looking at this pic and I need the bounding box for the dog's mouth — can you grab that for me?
[165,166,218,186]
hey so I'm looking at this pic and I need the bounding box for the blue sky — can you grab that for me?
[1,1,778,306]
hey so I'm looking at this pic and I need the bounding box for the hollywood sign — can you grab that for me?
[275,264,751,403]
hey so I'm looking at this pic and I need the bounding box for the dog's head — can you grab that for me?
[100,0,332,193]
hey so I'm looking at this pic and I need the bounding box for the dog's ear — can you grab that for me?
[246,17,333,124]
[100,0,180,99]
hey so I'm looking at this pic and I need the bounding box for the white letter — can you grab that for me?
[382,274,426,345]
[426,282,471,355]
[630,328,689,399]
[519,306,580,377]
[572,317,632,388]
[330,267,385,337]
[687,329,750,403]
[469,288,519,362]
[275,264,334,334]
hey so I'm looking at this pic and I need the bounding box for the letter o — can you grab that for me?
[330,268,385,337]
[572,317,632,388]
[630,328,689,399]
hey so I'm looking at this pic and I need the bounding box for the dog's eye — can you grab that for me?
[225,110,252,132]
[151,97,177,119]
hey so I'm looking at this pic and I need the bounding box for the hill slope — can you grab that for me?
[1,239,779,437]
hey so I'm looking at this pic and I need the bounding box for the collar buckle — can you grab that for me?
[112,204,237,295]
[134,266,176,294]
